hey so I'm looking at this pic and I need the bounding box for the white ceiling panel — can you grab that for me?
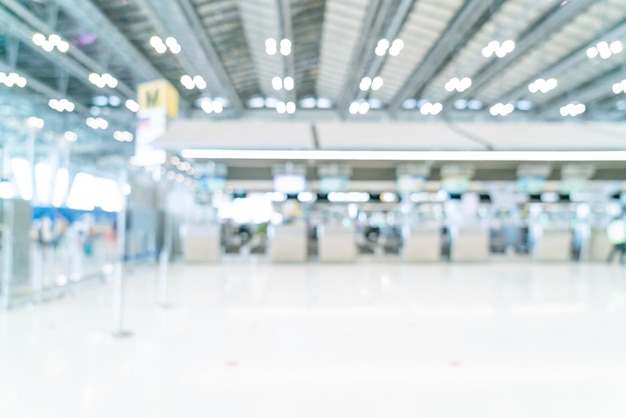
[316,122,485,150]
[155,120,315,149]
[455,123,626,150]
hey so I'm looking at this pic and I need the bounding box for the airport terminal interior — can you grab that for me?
[1,0,626,416]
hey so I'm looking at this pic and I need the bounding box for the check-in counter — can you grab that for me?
[180,223,221,262]
[268,222,308,262]
[450,224,490,262]
[587,227,612,261]
[402,224,441,262]
[532,226,571,261]
[318,224,356,262]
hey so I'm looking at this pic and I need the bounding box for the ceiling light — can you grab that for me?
[247,96,265,108]
[108,96,121,107]
[265,97,278,108]
[64,131,77,142]
[89,72,117,89]
[402,98,417,110]
[454,99,467,110]
[445,77,471,92]
[516,100,533,111]
[32,33,45,46]
[272,76,283,90]
[86,117,108,130]
[200,98,213,113]
[286,101,296,114]
[33,33,70,53]
[419,101,442,115]
[212,101,223,114]
[359,77,372,91]
[276,101,286,114]
[125,99,140,112]
[349,102,360,114]
[283,76,294,91]
[371,76,383,91]
[193,75,207,90]
[586,47,598,59]
[27,117,44,129]
[368,98,383,109]
[482,40,515,58]
[150,36,163,48]
[610,40,623,54]
[358,101,370,115]
[166,37,182,54]
[316,97,333,109]
[280,39,291,56]
[389,39,404,56]
[490,103,514,116]
[467,99,482,110]
[559,102,585,117]
[300,97,316,109]
[113,130,133,142]
[613,82,623,94]
[529,78,558,94]
[377,39,389,51]
[1,72,27,88]
[265,38,277,55]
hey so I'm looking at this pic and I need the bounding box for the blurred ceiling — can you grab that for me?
[1,0,626,151]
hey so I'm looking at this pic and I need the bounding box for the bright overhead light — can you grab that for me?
[286,101,296,114]
[610,40,623,54]
[32,32,45,46]
[33,33,70,53]
[482,40,515,58]
[316,97,333,109]
[113,130,134,142]
[300,97,316,109]
[419,102,443,116]
[467,99,482,110]
[349,101,360,114]
[85,117,108,130]
[180,149,626,162]
[272,76,282,90]
[283,76,294,91]
[212,100,223,114]
[150,36,163,48]
[26,116,44,129]
[165,37,178,48]
[489,103,514,116]
[613,82,623,94]
[89,72,118,89]
[1,71,28,89]
[445,76,471,92]
[358,101,370,115]
[64,131,77,142]
[265,38,277,55]
[371,76,383,91]
[528,78,558,94]
[454,99,467,110]
[389,39,404,56]
[359,77,372,91]
[193,75,207,89]
[402,98,417,110]
[280,38,291,56]
[276,101,286,114]
[516,100,533,111]
[560,102,586,117]
[125,99,140,112]
[589,40,622,60]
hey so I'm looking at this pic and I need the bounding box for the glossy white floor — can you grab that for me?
[1,260,626,418]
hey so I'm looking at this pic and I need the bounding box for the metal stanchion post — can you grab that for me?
[112,169,131,338]
[157,210,172,308]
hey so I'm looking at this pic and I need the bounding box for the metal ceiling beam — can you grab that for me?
[350,0,415,110]
[52,0,163,82]
[537,66,626,118]
[143,0,244,113]
[336,0,391,117]
[496,20,626,105]
[0,59,91,116]
[0,8,125,99]
[388,0,506,113]
[278,0,296,106]
[444,0,594,105]
[2,0,135,99]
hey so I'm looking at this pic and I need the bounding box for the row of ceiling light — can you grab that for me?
[265,38,291,56]
[0,71,27,88]
[272,76,294,91]
[150,36,181,54]
[586,40,622,60]
[198,97,225,114]
[481,40,515,58]
[181,74,207,90]
[375,39,404,57]
[32,33,70,53]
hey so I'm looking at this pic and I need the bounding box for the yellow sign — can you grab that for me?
[137,79,179,118]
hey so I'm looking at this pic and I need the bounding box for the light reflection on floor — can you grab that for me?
[1,261,626,418]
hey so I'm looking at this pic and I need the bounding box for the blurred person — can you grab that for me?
[606,215,626,265]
